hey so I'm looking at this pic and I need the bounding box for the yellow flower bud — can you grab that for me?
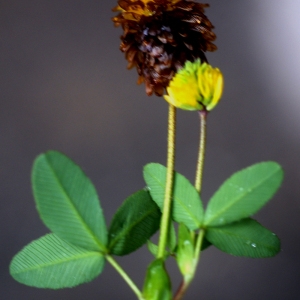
[164,59,224,111]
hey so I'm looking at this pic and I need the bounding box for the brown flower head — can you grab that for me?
[112,0,217,96]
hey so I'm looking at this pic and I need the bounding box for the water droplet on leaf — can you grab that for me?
[218,218,225,224]
[183,240,190,246]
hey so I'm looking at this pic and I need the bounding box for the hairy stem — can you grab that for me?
[194,110,207,193]
[173,110,208,300]
[157,104,177,259]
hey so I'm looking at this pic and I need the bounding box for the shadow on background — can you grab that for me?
[1,1,300,299]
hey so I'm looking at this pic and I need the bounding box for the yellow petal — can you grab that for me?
[164,59,223,111]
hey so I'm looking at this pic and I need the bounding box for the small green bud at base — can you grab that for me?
[176,224,195,277]
[143,259,172,300]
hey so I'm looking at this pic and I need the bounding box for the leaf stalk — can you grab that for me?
[106,255,144,300]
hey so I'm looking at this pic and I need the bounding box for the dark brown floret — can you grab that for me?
[113,0,217,96]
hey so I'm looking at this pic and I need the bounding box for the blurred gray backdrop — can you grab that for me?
[1,0,300,299]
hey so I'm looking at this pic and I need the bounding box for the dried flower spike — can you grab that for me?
[112,0,217,96]
[164,59,223,111]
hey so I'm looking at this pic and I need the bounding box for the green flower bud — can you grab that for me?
[143,259,171,300]
[176,224,195,277]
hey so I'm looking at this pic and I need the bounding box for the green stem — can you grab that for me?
[194,110,207,193]
[193,229,205,270]
[173,230,205,300]
[173,110,208,300]
[106,255,144,300]
[157,104,177,259]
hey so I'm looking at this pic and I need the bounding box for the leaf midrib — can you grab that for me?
[44,156,105,252]
[13,250,101,275]
[209,226,278,250]
[204,167,280,225]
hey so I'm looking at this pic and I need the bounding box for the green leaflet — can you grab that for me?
[147,240,161,257]
[10,234,105,289]
[108,190,161,256]
[204,162,283,226]
[32,151,107,252]
[206,218,281,258]
[143,163,204,230]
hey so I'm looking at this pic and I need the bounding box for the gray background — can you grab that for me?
[1,0,300,299]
